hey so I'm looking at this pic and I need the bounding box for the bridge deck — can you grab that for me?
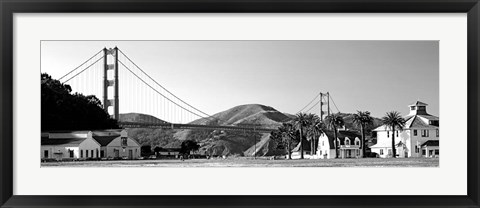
[118,122,276,132]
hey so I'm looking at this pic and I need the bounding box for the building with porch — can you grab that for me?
[316,130,362,159]
[370,101,439,158]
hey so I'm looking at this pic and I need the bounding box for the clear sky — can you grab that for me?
[41,40,439,120]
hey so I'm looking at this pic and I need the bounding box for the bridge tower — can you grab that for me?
[319,92,330,121]
[103,47,119,119]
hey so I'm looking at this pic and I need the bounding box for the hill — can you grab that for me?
[173,104,293,156]
[190,104,292,128]
[125,106,383,157]
[119,113,167,124]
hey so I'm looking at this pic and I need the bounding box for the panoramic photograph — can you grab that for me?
[40,40,439,167]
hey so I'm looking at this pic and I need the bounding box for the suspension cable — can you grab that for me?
[329,93,341,113]
[305,100,320,114]
[118,60,213,121]
[62,55,105,83]
[118,49,214,119]
[297,93,319,114]
[59,49,103,81]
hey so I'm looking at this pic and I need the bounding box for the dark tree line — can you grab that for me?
[41,73,118,131]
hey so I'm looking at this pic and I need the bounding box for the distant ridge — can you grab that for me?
[190,104,292,129]
[119,113,167,124]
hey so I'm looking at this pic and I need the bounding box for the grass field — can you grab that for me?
[41,157,439,167]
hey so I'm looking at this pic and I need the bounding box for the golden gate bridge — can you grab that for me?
[57,47,341,133]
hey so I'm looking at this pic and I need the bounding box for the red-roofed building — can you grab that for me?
[370,101,439,158]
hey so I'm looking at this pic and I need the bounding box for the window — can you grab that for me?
[421,130,429,137]
[121,137,128,146]
[96,149,99,158]
[44,150,48,158]
[69,149,74,158]
[435,149,439,155]
[100,150,105,158]
[322,141,324,146]
[345,139,350,145]
[413,130,417,136]
[380,149,384,155]
[356,150,360,156]
[418,106,426,111]
[91,150,94,158]
[86,150,89,158]
[429,120,439,126]
[388,149,392,156]
[396,131,399,137]
[415,146,419,153]
[422,149,426,155]
[410,106,416,110]
[436,129,439,137]
[355,141,360,146]
[320,150,322,155]
[80,150,83,158]
[387,131,389,138]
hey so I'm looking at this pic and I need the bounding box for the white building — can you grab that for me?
[41,131,101,161]
[316,130,363,159]
[290,130,362,159]
[370,101,439,158]
[41,129,141,161]
[92,130,141,159]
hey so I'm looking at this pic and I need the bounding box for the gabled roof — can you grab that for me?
[417,114,439,121]
[421,140,439,147]
[320,130,361,150]
[374,114,439,131]
[92,135,119,146]
[409,101,428,106]
[91,130,122,146]
[41,138,85,146]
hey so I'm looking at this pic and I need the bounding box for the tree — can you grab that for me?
[153,146,162,157]
[325,113,344,158]
[293,112,309,159]
[180,140,200,156]
[140,145,152,157]
[271,122,298,159]
[306,113,323,156]
[353,111,374,158]
[41,73,118,131]
[381,111,406,158]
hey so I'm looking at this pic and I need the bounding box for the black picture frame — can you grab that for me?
[1,0,479,207]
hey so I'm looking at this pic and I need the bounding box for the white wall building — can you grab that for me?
[41,129,141,160]
[92,130,141,159]
[316,130,363,159]
[370,101,439,158]
[41,131,101,161]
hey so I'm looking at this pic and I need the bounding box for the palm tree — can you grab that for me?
[278,122,297,159]
[306,113,323,156]
[353,111,374,158]
[382,111,406,158]
[325,113,344,158]
[293,112,309,159]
